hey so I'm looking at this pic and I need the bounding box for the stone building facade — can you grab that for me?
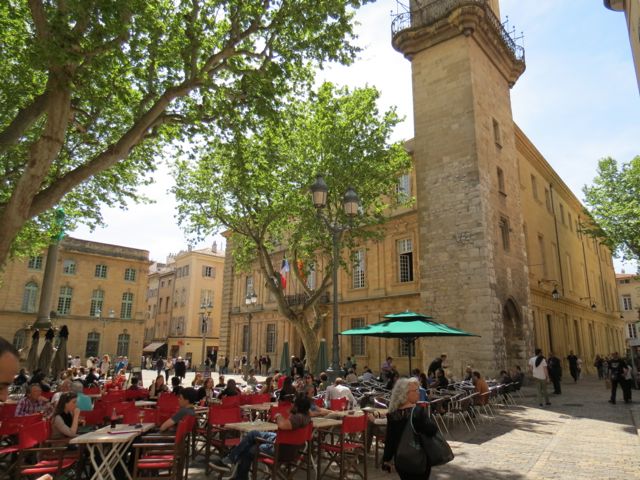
[144,245,225,367]
[0,237,149,366]
[618,273,640,356]
[218,0,626,377]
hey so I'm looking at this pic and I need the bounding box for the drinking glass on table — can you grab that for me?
[137,411,144,427]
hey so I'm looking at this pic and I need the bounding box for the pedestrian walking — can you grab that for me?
[528,348,550,407]
[608,352,629,404]
[155,357,164,378]
[547,352,562,395]
[567,350,579,382]
[164,357,173,382]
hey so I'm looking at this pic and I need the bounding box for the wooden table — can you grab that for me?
[311,417,342,429]
[225,420,277,433]
[70,422,154,480]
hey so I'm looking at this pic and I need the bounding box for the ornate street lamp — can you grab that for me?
[310,174,360,379]
[200,302,213,370]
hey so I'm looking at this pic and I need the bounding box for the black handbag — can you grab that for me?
[410,406,454,467]
[394,410,427,474]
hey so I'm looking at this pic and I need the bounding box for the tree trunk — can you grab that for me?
[294,320,320,375]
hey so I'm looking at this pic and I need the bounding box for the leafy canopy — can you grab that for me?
[0,0,367,263]
[583,155,640,262]
[172,82,412,278]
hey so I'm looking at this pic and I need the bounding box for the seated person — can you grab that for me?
[345,369,358,384]
[304,384,330,417]
[213,393,312,480]
[70,381,93,411]
[149,375,169,399]
[83,368,99,387]
[127,376,142,390]
[219,378,241,398]
[171,376,182,396]
[28,370,51,392]
[325,378,357,409]
[215,375,226,389]
[360,367,375,382]
[13,368,28,386]
[463,366,474,382]
[245,369,258,387]
[51,392,83,440]
[277,377,297,402]
[159,387,198,432]
[51,379,72,407]
[16,383,52,417]
[432,368,449,390]
[499,369,512,385]
[198,377,216,404]
[472,371,490,404]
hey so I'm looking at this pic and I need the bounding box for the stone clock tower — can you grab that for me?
[392,0,532,372]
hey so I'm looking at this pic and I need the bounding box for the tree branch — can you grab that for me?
[0,92,50,154]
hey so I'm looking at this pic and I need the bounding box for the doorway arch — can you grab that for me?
[502,298,526,368]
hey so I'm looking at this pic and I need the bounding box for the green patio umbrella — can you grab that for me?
[280,341,290,374]
[340,310,479,373]
[315,339,329,375]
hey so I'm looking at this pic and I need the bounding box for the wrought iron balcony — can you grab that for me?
[391,0,524,62]
[285,292,330,307]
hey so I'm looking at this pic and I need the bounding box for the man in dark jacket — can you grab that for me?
[174,357,187,380]
[608,352,628,404]
[547,352,562,394]
[567,351,579,382]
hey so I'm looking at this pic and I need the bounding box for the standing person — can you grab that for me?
[528,348,551,407]
[381,357,394,380]
[223,356,229,375]
[164,357,173,382]
[547,352,563,395]
[266,355,271,375]
[608,351,628,404]
[156,357,165,378]
[594,354,604,380]
[0,338,20,402]
[381,378,438,479]
[567,350,579,383]
[427,353,447,376]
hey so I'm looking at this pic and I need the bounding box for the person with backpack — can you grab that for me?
[528,348,550,407]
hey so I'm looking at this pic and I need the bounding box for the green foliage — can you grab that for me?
[172,82,412,281]
[583,155,640,261]
[0,0,368,261]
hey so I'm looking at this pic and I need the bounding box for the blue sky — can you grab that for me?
[72,0,639,271]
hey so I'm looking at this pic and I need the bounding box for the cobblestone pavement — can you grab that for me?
[139,370,640,480]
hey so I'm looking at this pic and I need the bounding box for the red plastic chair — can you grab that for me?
[317,414,367,480]
[239,394,254,405]
[0,403,17,420]
[16,420,80,478]
[125,389,150,401]
[83,386,101,395]
[314,398,325,408]
[132,415,196,479]
[40,391,54,401]
[268,405,291,422]
[0,414,43,477]
[204,406,243,472]
[252,393,271,404]
[329,398,349,411]
[157,393,180,425]
[221,395,241,407]
[252,424,314,480]
[0,413,43,436]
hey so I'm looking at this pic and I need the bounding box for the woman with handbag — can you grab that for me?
[381,378,439,479]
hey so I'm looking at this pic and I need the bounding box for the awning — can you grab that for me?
[142,342,166,353]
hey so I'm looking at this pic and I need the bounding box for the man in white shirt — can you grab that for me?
[324,378,357,409]
[528,348,550,407]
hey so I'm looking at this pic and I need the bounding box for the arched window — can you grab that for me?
[13,330,26,350]
[117,333,130,357]
[86,332,100,358]
[21,282,39,312]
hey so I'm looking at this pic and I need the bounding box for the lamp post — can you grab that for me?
[310,174,360,380]
[96,308,115,356]
[245,291,258,374]
[200,302,213,370]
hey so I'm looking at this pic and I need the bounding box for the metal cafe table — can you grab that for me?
[70,422,155,480]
